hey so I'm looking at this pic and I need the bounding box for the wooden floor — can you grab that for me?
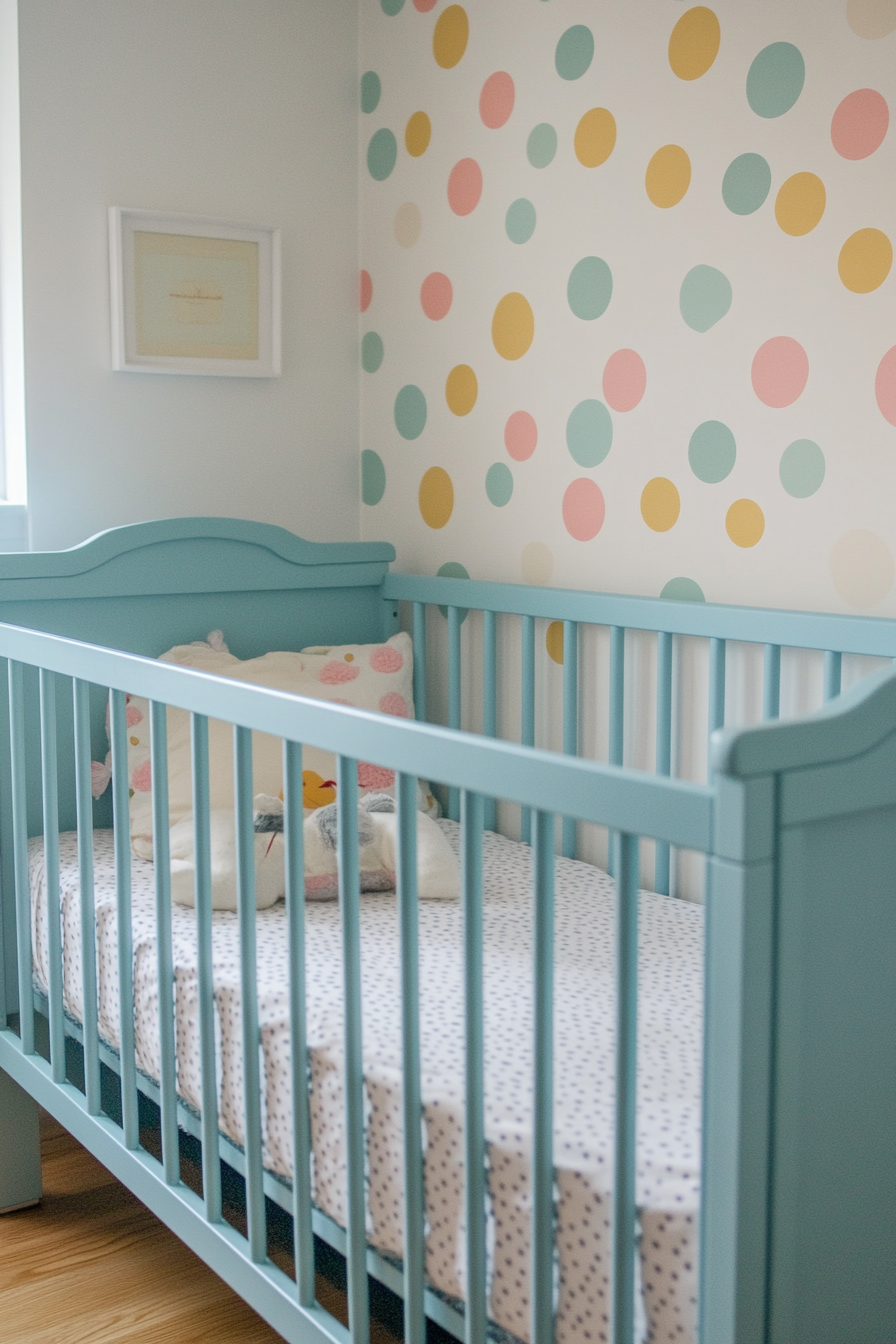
[0,1111,400,1344]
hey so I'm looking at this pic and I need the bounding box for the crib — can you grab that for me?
[0,516,893,1344]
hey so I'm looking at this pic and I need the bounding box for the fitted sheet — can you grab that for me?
[29,824,702,1344]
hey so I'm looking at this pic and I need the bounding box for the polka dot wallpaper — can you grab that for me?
[359,0,896,613]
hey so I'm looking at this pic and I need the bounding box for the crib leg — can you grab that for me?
[0,1067,41,1212]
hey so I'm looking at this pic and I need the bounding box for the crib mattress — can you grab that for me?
[29,824,702,1344]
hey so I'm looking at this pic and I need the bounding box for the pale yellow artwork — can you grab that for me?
[133,231,259,360]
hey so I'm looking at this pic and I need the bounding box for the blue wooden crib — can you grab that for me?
[0,517,892,1344]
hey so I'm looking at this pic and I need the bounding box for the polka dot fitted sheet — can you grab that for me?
[29,823,703,1344]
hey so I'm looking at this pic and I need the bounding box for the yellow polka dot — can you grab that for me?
[492,292,534,361]
[546,621,564,664]
[344,653,354,661]
[645,145,691,209]
[641,478,680,532]
[419,467,454,529]
[405,111,431,157]
[445,364,478,416]
[775,172,826,236]
[726,499,765,547]
[668,7,721,80]
[574,108,617,168]
[130,736,139,746]
[433,5,468,69]
[838,228,893,293]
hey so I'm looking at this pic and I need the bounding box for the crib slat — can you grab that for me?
[461,789,487,1344]
[482,610,497,834]
[613,831,640,1344]
[9,662,34,1055]
[412,601,427,725]
[283,739,314,1308]
[191,713,221,1223]
[824,649,842,701]
[110,688,138,1147]
[73,679,100,1115]
[609,627,625,769]
[397,770,425,1344]
[708,637,726,748]
[531,809,555,1344]
[655,632,673,896]
[520,615,535,844]
[337,754,371,1344]
[448,605,462,822]
[150,701,178,1185]
[234,724,266,1262]
[763,644,781,721]
[562,620,578,859]
[40,670,65,1084]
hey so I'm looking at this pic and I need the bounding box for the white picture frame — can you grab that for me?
[109,208,281,377]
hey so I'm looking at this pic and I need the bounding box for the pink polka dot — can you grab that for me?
[562,478,605,542]
[413,0,437,9]
[359,270,372,313]
[504,411,537,461]
[479,72,515,129]
[420,272,453,320]
[358,762,396,789]
[379,691,411,718]
[602,349,646,412]
[319,660,361,685]
[125,703,143,728]
[131,759,152,793]
[370,643,404,673]
[751,337,809,408]
[876,346,896,426]
[447,158,483,216]
[831,89,889,161]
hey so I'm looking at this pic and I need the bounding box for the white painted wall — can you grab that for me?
[17,0,361,551]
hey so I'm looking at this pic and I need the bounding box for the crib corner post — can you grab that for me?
[0,1067,41,1212]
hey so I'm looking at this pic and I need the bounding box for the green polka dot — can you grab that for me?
[566,399,613,466]
[679,265,732,332]
[361,332,384,373]
[746,43,805,119]
[689,421,736,483]
[437,561,470,621]
[394,385,427,439]
[722,153,771,215]
[362,449,386,505]
[780,439,825,497]
[360,71,381,114]
[367,128,398,181]
[567,256,612,320]
[506,198,536,244]
[555,25,594,80]
[661,577,705,602]
[527,123,557,169]
[381,0,404,13]
[485,462,514,506]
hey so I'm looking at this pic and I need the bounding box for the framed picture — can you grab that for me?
[109,208,281,377]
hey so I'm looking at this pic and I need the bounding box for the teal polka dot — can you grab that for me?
[780,439,825,497]
[661,577,705,602]
[506,198,537,244]
[679,265,732,332]
[485,462,514,506]
[360,71,381,114]
[361,449,386,505]
[361,332,384,373]
[567,256,612,320]
[381,0,404,13]
[367,128,398,181]
[437,561,470,621]
[394,385,427,439]
[555,25,594,80]
[722,153,771,215]
[566,400,613,467]
[746,43,805,119]
[689,421,736,483]
[527,123,558,169]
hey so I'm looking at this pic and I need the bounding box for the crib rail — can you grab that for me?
[0,618,710,1344]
